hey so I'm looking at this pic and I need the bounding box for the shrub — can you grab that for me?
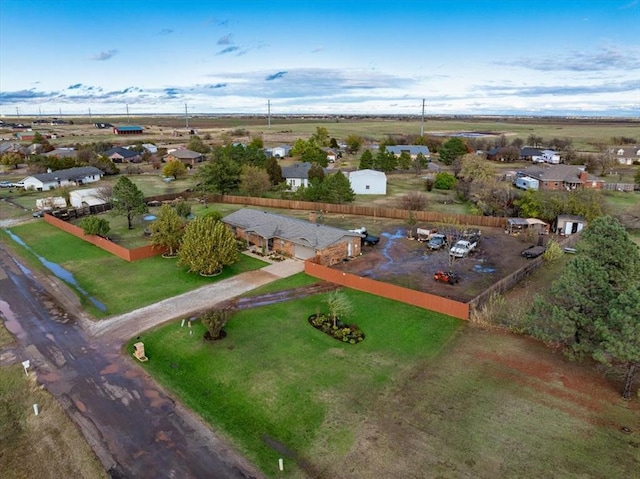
[79,216,110,237]
[543,239,563,262]
[434,172,457,190]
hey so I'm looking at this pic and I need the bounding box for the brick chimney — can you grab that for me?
[579,170,588,182]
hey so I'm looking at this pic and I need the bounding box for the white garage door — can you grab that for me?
[294,244,316,260]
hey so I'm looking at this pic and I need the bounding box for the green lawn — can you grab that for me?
[1,221,267,317]
[129,288,462,477]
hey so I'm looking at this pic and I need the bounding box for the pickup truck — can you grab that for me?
[427,234,447,250]
[449,240,477,258]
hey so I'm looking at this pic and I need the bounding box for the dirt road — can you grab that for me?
[0,245,303,478]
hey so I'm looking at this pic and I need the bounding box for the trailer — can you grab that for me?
[515,176,539,190]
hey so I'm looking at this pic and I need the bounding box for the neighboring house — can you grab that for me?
[521,165,604,190]
[165,149,205,166]
[94,122,114,129]
[142,143,158,154]
[20,166,103,191]
[519,147,544,162]
[613,147,640,165]
[553,215,586,235]
[0,141,26,155]
[15,131,39,141]
[349,169,387,195]
[385,145,430,159]
[222,209,363,265]
[104,147,142,163]
[281,162,315,191]
[44,148,78,159]
[265,145,292,158]
[69,187,108,208]
[113,125,144,135]
[505,218,549,235]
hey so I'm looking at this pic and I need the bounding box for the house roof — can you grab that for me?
[385,145,430,156]
[44,148,78,158]
[168,149,204,159]
[26,166,103,184]
[105,147,139,158]
[223,209,361,250]
[349,169,387,179]
[522,165,601,184]
[114,125,143,131]
[520,147,543,157]
[281,162,314,179]
[0,141,26,154]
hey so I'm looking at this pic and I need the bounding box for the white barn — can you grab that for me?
[349,169,387,195]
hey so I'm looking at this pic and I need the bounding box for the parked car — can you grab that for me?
[449,239,477,258]
[521,245,546,259]
[427,234,448,250]
[0,181,14,188]
[362,234,380,246]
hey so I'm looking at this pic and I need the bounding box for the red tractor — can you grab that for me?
[433,270,459,285]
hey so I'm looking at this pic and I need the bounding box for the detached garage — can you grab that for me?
[349,169,387,195]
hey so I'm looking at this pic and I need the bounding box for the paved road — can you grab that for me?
[0,244,302,478]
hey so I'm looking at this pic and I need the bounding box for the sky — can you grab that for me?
[0,0,639,117]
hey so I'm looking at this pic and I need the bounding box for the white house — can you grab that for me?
[614,147,640,165]
[142,143,158,154]
[69,187,108,208]
[21,166,103,191]
[266,145,292,158]
[281,162,314,191]
[349,169,387,195]
[385,145,430,159]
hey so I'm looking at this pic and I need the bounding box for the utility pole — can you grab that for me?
[420,98,425,137]
[89,107,92,124]
[267,100,271,128]
[126,104,130,123]
[15,107,20,120]
[185,103,189,129]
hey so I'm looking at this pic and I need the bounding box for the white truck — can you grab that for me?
[449,239,477,258]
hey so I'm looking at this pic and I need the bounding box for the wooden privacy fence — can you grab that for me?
[201,194,507,229]
[305,260,470,320]
[467,233,582,313]
[44,213,164,262]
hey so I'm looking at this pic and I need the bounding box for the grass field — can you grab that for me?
[129,279,640,479]
[128,288,463,478]
[1,221,267,317]
[0,362,107,479]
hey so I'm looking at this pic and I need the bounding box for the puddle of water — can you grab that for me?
[0,300,26,339]
[143,215,157,221]
[473,264,496,273]
[379,229,405,270]
[5,229,107,312]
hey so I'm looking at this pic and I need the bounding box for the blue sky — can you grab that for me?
[1,0,638,117]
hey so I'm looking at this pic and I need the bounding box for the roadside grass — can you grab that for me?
[0,320,14,348]
[1,222,267,317]
[0,363,107,479]
[129,288,462,477]
[239,272,320,297]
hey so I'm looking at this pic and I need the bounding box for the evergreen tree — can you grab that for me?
[265,156,283,185]
[112,176,147,229]
[149,204,184,257]
[358,150,374,169]
[438,137,468,165]
[595,284,640,399]
[79,216,110,237]
[324,171,355,204]
[178,216,238,276]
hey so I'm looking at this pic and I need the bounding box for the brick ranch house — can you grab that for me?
[222,209,363,265]
[521,164,604,190]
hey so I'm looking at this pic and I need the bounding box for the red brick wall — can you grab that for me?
[305,261,469,320]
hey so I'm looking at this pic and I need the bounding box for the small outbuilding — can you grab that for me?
[348,169,387,195]
[553,215,586,236]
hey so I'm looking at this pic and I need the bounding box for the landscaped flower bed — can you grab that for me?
[307,314,365,344]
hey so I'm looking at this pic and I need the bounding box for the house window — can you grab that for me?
[366,185,370,190]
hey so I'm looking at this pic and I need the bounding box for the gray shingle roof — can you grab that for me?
[105,147,139,158]
[385,145,430,156]
[523,165,601,183]
[280,162,314,179]
[31,166,103,183]
[223,209,361,250]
